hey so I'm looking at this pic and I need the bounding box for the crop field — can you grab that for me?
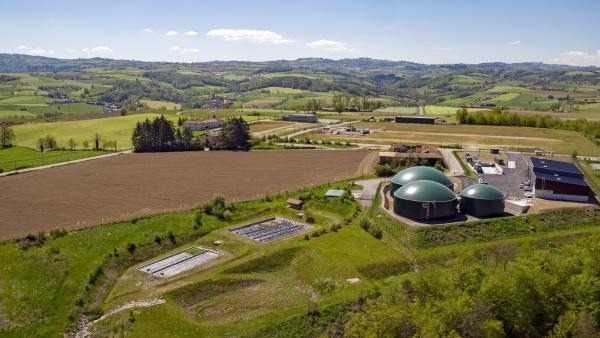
[140,100,181,110]
[0,150,376,239]
[12,113,178,150]
[306,122,600,155]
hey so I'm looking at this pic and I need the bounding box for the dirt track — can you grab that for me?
[0,150,374,240]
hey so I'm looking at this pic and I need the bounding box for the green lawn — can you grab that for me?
[12,113,177,150]
[0,146,110,172]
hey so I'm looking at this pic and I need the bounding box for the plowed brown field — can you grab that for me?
[0,150,375,240]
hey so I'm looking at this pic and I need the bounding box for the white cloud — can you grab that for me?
[206,29,293,44]
[17,45,55,56]
[143,28,153,33]
[183,31,198,36]
[165,30,178,37]
[81,46,113,53]
[433,46,453,51]
[307,39,360,53]
[169,46,199,54]
[507,40,521,45]
[549,50,600,66]
[181,48,200,54]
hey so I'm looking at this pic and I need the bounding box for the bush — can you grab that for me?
[126,242,136,253]
[360,219,371,231]
[305,213,316,224]
[50,228,68,239]
[223,210,233,221]
[375,164,395,177]
[168,230,176,245]
[154,235,162,245]
[17,231,46,250]
[195,211,203,226]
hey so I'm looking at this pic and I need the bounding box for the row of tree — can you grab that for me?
[331,93,384,113]
[457,107,600,138]
[36,133,116,152]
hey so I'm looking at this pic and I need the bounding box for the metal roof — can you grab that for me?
[460,184,505,200]
[393,180,456,202]
[530,157,582,178]
[533,172,589,187]
[391,166,452,187]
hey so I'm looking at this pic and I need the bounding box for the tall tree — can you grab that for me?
[332,93,344,115]
[67,138,77,151]
[218,117,250,150]
[0,124,15,148]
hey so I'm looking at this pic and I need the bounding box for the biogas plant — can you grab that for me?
[387,166,506,222]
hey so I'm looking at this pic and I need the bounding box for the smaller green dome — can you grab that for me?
[394,180,456,202]
[391,166,452,187]
[460,184,505,200]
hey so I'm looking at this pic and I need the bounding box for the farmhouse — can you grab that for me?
[282,113,318,123]
[528,157,591,202]
[182,118,224,131]
[394,116,438,124]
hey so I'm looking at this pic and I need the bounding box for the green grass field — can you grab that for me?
[140,100,181,111]
[12,113,178,150]
[0,146,111,172]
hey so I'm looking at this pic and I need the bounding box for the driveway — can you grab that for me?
[439,148,464,177]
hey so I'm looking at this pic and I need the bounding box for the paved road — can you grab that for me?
[439,148,464,177]
[352,178,386,207]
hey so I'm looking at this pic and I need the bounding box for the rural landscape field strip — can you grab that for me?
[0,150,373,239]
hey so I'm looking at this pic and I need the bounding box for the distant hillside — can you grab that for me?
[0,53,594,73]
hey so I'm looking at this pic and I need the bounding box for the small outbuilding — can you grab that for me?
[393,180,458,220]
[287,198,304,210]
[390,166,453,194]
[460,184,506,217]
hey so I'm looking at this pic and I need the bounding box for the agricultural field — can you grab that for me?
[0,146,110,172]
[0,150,376,239]
[12,113,177,150]
[140,99,181,111]
[306,121,600,156]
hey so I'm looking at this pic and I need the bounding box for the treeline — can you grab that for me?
[142,71,228,90]
[97,80,184,105]
[132,116,250,152]
[457,108,600,138]
[132,116,198,152]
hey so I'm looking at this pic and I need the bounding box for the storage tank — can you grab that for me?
[390,166,453,195]
[393,180,458,220]
[460,184,506,217]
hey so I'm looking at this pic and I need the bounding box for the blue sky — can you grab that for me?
[1,0,599,65]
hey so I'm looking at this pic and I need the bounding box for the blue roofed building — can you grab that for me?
[528,157,592,202]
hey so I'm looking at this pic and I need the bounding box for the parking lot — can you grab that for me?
[461,152,530,198]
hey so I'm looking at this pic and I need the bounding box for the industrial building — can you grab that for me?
[393,180,458,220]
[529,157,591,202]
[390,166,453,195]
[394,116,438,124]
[460,184,506,217]
[282,113,318,123]
[182,118,224,131]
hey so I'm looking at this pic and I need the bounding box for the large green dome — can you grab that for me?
[391,166,453,188]
[393,180,456,202]
[460,184,505,200]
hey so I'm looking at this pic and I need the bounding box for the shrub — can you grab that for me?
[360,219,371,231]
[195,211,203,226]
[50,228,68,239]
[17,231,46,250]
[154,235,162,245]
[168,230,176,245]
[305,213,316,224]
[223,210,233,221]
[375,164,395,177]
[126,242,136,253]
